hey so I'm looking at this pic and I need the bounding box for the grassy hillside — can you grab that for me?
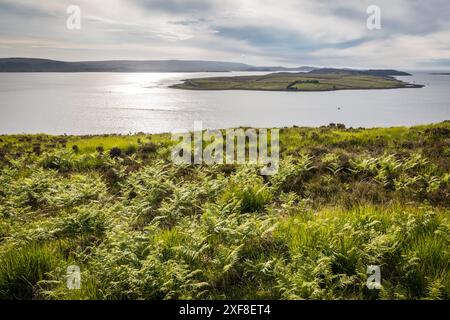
[0,122,449,300]
[172,72,423,91]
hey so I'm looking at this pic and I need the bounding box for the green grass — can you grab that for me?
[171,72,422,91]
[290,82,334,91]
[68,136,145,153]
[0,243,64,299]
[0,121,449,300]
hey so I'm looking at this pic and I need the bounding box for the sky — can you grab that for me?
[0,0,449,69]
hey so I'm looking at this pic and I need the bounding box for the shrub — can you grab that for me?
[40,151,73,171]
[0,147,6,159]
[104,167,124,187]
[239,185,272,213]
[55,207,108,238]
[109,147,122,158]
[425,127,450,138]
[221,170,273,213]
[125,145,137,156]
[139,142,158,154]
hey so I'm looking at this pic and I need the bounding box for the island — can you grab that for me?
[171,68,424,91]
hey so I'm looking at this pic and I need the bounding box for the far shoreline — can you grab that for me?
[170,83,425,92]
[1,120,448,137]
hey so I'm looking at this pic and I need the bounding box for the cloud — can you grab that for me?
[131,0,213,14]
[215,26,316,51]
[0,0,449,68]
[425,59,450,67]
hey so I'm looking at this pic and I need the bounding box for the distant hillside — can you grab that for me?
[0,58,410,75]
[244,66,316,72]
[0,58,316,73]
[308,68,411,76]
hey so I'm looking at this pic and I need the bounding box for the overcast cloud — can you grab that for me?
[0,0,449,68]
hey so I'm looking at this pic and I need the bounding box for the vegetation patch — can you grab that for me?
[0,122,449,299]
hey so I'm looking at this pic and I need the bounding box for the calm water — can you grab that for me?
[0,71,449,134]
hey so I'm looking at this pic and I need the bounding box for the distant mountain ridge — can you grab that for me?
[308,68,411,76]
[0,58,316,73]
[0,58,411,76]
